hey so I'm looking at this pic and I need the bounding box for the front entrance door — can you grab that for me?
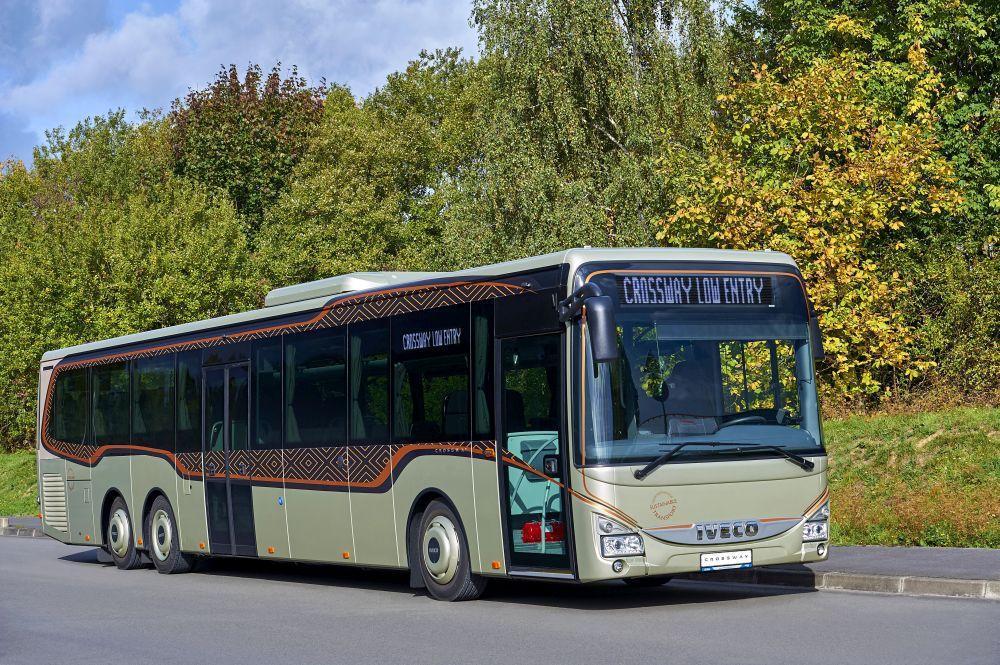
[203,363,257,556]
[499,334,571,571]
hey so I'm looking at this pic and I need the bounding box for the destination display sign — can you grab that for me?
[400,327,463,351]
[616,274,775,307]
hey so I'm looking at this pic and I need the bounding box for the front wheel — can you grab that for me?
[417,501,487,601]
[144,495,195,574]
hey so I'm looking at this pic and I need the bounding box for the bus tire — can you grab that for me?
[144,495,194,574]
[624,576,671,587]
[106,496,142,570]
[417,500,486,601]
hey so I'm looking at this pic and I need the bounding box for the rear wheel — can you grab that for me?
[106,497,142,570]
[144,495,194,574]
[417,501,487,601]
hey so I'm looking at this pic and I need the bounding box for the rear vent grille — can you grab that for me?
[41,474,68,532]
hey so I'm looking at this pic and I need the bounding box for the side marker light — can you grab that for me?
[342,551,350,559]
[491,560,502,570]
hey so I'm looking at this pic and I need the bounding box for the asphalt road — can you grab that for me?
[1,537,997,665]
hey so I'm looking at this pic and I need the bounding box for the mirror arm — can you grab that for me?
[557,283,605,322]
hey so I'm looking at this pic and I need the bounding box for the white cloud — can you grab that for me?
[0,0,477,164]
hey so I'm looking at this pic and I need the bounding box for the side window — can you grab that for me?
[392,306,470,442]
[51,368,88,443]
[285,329,347,447]
[92,362,130,446]
[132,356,175,451]
[254,340,282,449]
[472,301,494,438]
[350,321,389,443]
[502,336,560,434]
[176,351,201,454]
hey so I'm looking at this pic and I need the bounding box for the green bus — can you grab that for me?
[37,248,829,600]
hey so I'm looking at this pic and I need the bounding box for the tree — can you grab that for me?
[256,50,472,285]
[169,64,327,232]
[428,0,731,267]
[0,114,260,451]
[659,57,963,399]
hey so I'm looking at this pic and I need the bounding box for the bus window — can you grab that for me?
[51,367,88,443]
[472,301,494,438]
[132,356,175,452]
[392,306,470,443]
[175,351,201,454]
[254,339,282,449]
[285,329,347,447]
[350,322,389,443]
[92,362,130,446]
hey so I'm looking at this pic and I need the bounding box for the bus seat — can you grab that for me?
[504,389,526,432]
[410,420,440,439]
[442,390,468,438]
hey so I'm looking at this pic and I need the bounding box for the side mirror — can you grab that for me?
[558,283,620,365]
[586,295,620,363]
[809,314,825,361]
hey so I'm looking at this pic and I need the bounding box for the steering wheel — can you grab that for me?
[718,415,767,429]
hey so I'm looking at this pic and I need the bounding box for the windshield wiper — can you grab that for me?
[633,442,746,480]
[633,442,815,480]
[718,445,815,471]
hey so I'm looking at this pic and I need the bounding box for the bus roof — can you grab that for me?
[41,247,797,362]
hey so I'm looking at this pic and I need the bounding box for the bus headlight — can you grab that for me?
[601,534,644,557]
[802,500,830,542]
[594,514,644,557]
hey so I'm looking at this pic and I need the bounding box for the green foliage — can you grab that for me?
[0,113,261,451]
[169,64,326,231]
[0,451,36,516]
[910,249,1000,397]
[659,56,963,398]
[431,0,728,267]
[257,52,470,283]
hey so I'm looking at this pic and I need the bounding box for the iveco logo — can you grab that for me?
[695,521,759,541]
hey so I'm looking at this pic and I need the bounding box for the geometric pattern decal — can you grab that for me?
[40,278,523,492]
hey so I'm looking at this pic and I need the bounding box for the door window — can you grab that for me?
[501,334,569,569]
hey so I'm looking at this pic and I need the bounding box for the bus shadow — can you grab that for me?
[484,577,815,610]
[61,548,816,609]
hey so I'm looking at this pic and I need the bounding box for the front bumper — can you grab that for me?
[576,515,829,582]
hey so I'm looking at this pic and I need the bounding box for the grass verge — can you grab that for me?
[0,450,37,516]
[825,406,999,548]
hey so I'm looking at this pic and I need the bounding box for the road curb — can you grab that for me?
[0,526,45,539]
[680,567,999,601]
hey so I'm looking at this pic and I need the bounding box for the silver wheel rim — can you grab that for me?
[151,509,172,562]
[108,508,130,558]
[422,515,460,585]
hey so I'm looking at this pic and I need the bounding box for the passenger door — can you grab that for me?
[203,363,257,556]
[499,334,572,572]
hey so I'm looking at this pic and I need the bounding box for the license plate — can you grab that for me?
[700,549,752,571]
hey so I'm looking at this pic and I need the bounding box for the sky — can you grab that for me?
[0,0,478,165]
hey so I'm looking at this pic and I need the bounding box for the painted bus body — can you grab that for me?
[36,247,829,590]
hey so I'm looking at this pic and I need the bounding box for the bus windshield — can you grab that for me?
[581,281,823,467]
